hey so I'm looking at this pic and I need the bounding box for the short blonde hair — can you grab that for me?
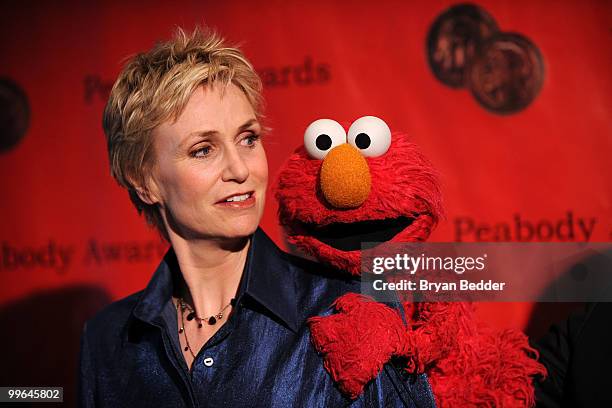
[103,26,263,241]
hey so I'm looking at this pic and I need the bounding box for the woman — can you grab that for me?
[78,27,436,407]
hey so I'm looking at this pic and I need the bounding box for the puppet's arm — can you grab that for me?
[309,294,546,407]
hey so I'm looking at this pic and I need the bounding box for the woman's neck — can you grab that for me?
[171,236,250,319]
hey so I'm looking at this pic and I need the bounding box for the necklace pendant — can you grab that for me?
[208,316,217,325]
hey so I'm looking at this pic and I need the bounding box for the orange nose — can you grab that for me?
[320,144,371,208]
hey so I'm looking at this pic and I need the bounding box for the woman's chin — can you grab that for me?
[212,221,260,242]
[169,217,260,243]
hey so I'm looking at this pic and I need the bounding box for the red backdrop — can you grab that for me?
[0,0,610,405]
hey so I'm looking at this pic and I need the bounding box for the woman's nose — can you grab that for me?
[319,143,371,208]
[222,148,250,183]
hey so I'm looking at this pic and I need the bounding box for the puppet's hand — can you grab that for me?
[307,293,415,399]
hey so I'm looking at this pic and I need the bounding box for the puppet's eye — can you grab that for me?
[347,116,391,157]
[304,119,347,159]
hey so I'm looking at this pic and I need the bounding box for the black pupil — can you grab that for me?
[355,133,371,149]
[316,134,333,150]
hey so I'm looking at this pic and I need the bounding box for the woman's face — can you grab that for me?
[145,83,268,242]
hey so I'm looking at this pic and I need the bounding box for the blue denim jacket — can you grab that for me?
[78,228,436,407]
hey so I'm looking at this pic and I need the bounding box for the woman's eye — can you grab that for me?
[192,146,211,158]
[241,133,260,147]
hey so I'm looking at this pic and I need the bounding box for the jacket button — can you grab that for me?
[203,357,214,367]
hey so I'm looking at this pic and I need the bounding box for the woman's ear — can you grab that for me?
[136,188,155,205]
[132,175,162,206]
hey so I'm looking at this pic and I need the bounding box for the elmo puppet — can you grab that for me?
[275,116,546,407]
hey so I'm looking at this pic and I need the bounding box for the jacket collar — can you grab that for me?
[130,228,298,332]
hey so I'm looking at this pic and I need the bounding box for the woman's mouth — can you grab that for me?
[216,191,256,209]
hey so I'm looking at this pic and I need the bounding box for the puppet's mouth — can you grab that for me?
[300,216,415,252]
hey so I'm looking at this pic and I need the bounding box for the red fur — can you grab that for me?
[275,124,546,406]
[308,294,410,399]
[288,214,436,275]
[275,130,443,275]
[309,296,546,407]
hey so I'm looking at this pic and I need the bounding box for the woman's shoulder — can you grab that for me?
[82,289,145,344]
[286,252,359,287]
[252,229,363,317]
[283,252,363,315]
